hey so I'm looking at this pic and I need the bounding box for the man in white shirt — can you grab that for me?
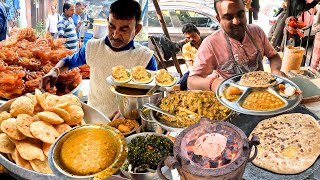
[45,5,59,38]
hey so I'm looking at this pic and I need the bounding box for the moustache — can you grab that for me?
[109,37,123,42]
[231,24,245,30]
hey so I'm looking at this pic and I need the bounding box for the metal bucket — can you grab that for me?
[110,86,164,119]
[93,19,108,39]
[140,107,158,132]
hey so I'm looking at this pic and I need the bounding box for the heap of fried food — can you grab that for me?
[79,64,90,79]
[0,89,85,174]
[0,28,82,99]
[159,91,231,127]
[155,69,176,87]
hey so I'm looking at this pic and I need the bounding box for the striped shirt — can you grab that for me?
[57,14,78,51]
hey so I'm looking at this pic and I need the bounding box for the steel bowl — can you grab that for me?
[140,107,159,132]
[110,86,164,119]
[120,132,173,180]
[48,124,127,180]
[0,100,120,180]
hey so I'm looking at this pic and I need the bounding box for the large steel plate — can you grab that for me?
[0,100,117,180]
[216,74,302,116]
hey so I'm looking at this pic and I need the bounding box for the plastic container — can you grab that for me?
[281,46,305,74]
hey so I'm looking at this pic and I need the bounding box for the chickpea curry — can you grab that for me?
[242,91,285,110]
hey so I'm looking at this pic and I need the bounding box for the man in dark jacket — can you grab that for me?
[0,2,7,41]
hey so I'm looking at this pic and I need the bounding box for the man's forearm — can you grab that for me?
[54,60,69,74]
[188,76,212,90]
[269,53,282,72]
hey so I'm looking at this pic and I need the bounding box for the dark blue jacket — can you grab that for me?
[0,3,7,41]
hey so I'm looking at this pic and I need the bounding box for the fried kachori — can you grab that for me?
[30,121,59,144]
[1,118,27,140]
[16,114,35,138]
[10,96,34,117]
[0,133,15,153]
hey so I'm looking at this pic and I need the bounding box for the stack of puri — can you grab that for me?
[0,89,85,174]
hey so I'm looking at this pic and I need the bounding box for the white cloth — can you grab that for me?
[45,13,59,33]
[85,38,154,116]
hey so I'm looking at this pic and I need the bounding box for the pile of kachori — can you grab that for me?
[0,89,85,174]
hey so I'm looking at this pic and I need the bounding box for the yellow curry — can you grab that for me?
[242,91,285,110]
[60,128,118,176]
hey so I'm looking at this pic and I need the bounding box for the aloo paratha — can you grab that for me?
[239,71,276,88]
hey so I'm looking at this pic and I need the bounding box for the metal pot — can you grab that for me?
[110,86,164,119]
[120,132,173,180]
[0,100,115,180]
[93,19,108,39]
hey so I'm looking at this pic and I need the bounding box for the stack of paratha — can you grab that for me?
[239,71,277,88]
[249,113,320,174]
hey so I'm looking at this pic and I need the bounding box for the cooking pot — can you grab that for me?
[93,19,108,39]
[110,86,164,119]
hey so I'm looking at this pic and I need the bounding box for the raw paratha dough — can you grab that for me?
[249,113,320,174]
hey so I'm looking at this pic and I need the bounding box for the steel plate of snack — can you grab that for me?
[106,71,180,91]
[216,74,303,116]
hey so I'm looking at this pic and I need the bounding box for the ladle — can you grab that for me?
[143,103,176,118]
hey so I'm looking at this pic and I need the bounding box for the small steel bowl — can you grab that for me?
[120,132,173,180]
[48,124,128,180]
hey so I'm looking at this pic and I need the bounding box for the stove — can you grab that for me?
[157,119,260,180]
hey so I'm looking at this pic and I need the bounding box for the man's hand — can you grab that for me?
[39,69,59,91]
[271,69,287,78]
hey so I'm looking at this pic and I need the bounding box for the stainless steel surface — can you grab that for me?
[106,71,180,91]
[216,74,303,116]
[110,86,164,119]
[48,124,127,180]
[120,132,173,180]
[143,103,175,118]
[93,23,108,39]
[140,107,158,132]
[0,101,119,180]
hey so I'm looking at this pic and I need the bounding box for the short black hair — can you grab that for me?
[75,2,83,6]
[214,0,244,16]
[110,0,142,23]
[182,23,200,34]
[63,2,73,12]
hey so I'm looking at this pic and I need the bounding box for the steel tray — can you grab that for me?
[216,74,303,116]
[106,71,180,91]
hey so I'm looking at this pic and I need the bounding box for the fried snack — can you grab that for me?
[29,158,53,174]
[12,149,33,170]
[42,143,51,157]
[0,111,11,126]
[155,69,176,87]
[59,94,81,107]
[1,118,27,140]
[16,114,35,138]
[132,66,153,83]
[14,138,45,161]
[30,121,59,144]
[47,107,71,122]
[37,111,64,125]
[112,65,131,83]
[108,119,137,133]
[65,105,84,125]
[45,94,61,107]
[0,133,15,153]
[35,89,48,110]
[54,102,70,109]
[54,123,72,135]
[10,96,34,117]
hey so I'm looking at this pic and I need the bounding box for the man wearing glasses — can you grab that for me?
[188,0,285,92]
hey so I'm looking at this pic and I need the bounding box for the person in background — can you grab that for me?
[0,1,7,41]
[40,0,157,117]
[57,2,78,52]
[45,5,59,39]
[188,0,285,92]
[72,2,85,39]
[311,3,320,71]
[98,5,109,19]
[5,0,19,28]
[249,0,259,24]
[178,23,203,90]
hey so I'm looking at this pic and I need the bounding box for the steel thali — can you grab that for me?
[216,74,303,116]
